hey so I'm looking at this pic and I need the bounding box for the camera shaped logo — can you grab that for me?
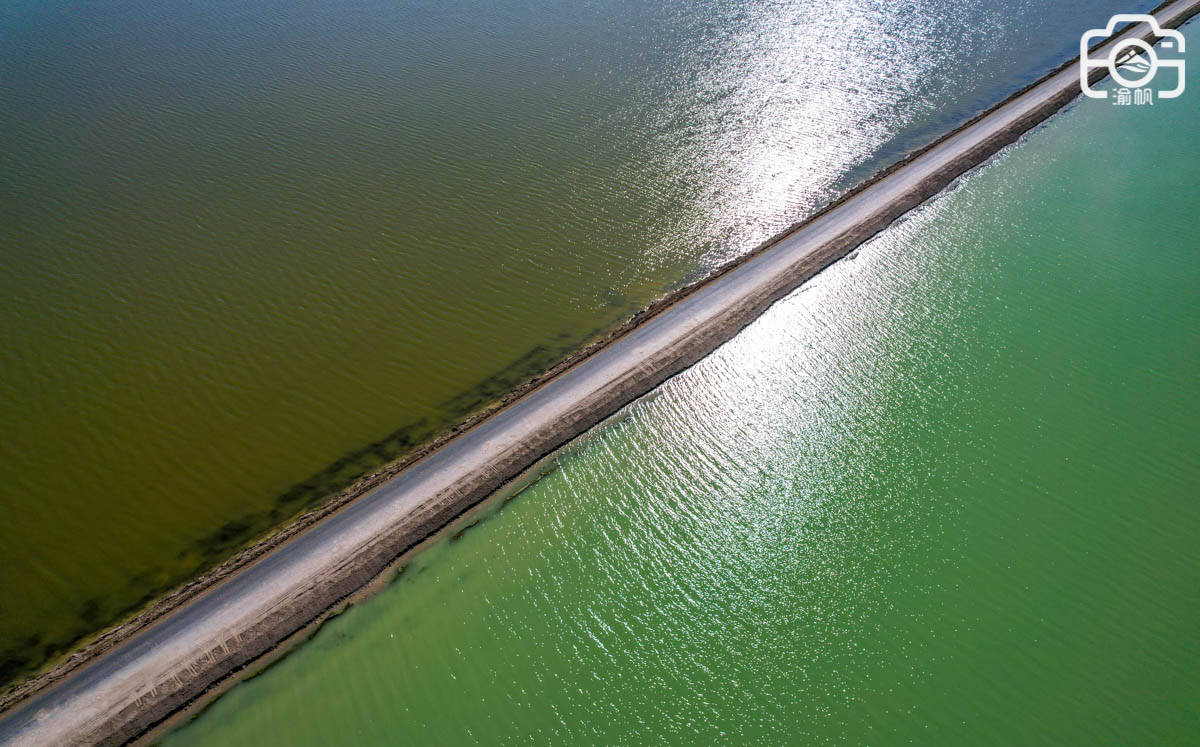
[1080,14,1186,99]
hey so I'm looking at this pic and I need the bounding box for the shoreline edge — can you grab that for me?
[2,2,1197,743]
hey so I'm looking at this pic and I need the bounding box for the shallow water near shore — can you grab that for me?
[164,27,1200,744]
[1,0,1163,685]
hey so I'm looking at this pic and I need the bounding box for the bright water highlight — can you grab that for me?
[165,22,1200,746]
[0,0,1161,684]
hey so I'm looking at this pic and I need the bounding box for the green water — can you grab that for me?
[1,0,1158,685]
[166,31,1200,745]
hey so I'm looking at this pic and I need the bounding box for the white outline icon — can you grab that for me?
[1080,14,1186,99]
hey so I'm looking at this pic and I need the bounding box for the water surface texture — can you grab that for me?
[167,30,1200,745]
[0,0,1159,685]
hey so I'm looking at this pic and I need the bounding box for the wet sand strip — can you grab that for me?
[2,2,1198,743]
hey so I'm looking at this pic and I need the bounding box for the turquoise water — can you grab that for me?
[164,23,1200,747]
[0,0,1161,686]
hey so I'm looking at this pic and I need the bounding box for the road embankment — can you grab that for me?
[2,1,1198,743]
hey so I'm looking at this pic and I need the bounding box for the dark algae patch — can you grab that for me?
[0,327,601,696]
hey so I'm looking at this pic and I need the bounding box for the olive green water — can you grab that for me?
[166,32,1200,745]
[1,0,1161,686]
